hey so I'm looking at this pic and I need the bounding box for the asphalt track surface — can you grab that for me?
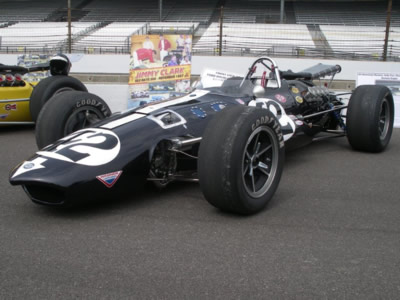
[1,126,400,299]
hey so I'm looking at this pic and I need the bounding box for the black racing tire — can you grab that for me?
[29,75,87,122]
[347,85,394,152]
[35,91,111,149]
[198,105,285,215]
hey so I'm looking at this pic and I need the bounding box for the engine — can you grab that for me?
[304,86,330,102]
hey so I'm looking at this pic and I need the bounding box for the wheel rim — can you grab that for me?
[242,126,279,198]
[54,87,74,95]
[63,106,105,136]
[379,98,390,140]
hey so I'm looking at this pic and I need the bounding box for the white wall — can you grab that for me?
[1,54,400,80]
[2,53,399,127]
[86,83,128,113]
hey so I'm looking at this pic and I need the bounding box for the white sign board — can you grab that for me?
[200,68,242,88]
[357,72,400,128]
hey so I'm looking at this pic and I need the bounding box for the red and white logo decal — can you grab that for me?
[96,171,123,188]
[5,103,17,111]
[275,94,286,103]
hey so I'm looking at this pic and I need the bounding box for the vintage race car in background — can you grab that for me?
[9,57,395,215]
[0,54,87,125]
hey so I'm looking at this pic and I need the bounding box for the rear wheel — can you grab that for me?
[29,75,87,122]
[198,106,285,215]
[347,85,394,152]
[35,91,111,149]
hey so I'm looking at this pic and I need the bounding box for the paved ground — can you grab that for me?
[1,126,400,299]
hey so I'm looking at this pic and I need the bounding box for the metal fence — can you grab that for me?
[0,15,399,62]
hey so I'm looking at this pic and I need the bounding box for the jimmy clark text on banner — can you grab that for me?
[129,65,191,84]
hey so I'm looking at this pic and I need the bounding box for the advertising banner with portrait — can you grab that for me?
[128,34,192,108]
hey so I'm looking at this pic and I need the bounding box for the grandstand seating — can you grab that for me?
[320,25,387,57]
[0,0,398,60]
[0,0,209,24]
[389,27,400,57]
[193,23,315,56]
[73,22,200,53]
[79,0,217,24]
[73,23,146,53]
[0,22,96,52]
[148,22,199,34]
[222,0,281,24]
[0,0,61,22]
[80,0,161,22]
[162,0,217,23]
[294,2,400,27]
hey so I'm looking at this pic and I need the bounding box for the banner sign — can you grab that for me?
[357,72,400,128]
[129,65,191,84]
[128,34,192,108]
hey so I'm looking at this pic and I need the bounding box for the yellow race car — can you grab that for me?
[0,54,87,125]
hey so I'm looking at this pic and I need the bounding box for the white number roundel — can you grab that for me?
[37,128,121,166]
[248,98,296,141]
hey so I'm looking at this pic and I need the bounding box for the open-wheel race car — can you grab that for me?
[0,54,87,125]
[9,57,395,215]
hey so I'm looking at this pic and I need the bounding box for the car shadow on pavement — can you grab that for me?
[29,180,204,219]
[29,183,171,218]
[28,135,359,219]
[0,124,35,134]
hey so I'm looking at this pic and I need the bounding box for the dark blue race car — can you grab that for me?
[9,57,395,215]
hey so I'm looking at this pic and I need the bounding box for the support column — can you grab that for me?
[159,0,162,22]
[219,6,223,56]
[67,0,71,53]
[383,0,392,61]
[280,0,285,23]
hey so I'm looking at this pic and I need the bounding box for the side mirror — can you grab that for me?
[253,85,265,98]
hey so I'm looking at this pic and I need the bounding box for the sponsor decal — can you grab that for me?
[12,157,47,178]
[210,102,226,112]
[275,94,286,103]
[291,87,299,94]
[37,128,121,166]
[0,114,9,119]
[96,171,123,188]
[295,120,304,126]
[191,107,207,118]
[295,96,304,104]
[5,103,17,111]
[23,163,35,169]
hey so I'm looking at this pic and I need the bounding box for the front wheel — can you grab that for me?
[35,91,111,149]
[198,106,285,215]
[347,85,394,152]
